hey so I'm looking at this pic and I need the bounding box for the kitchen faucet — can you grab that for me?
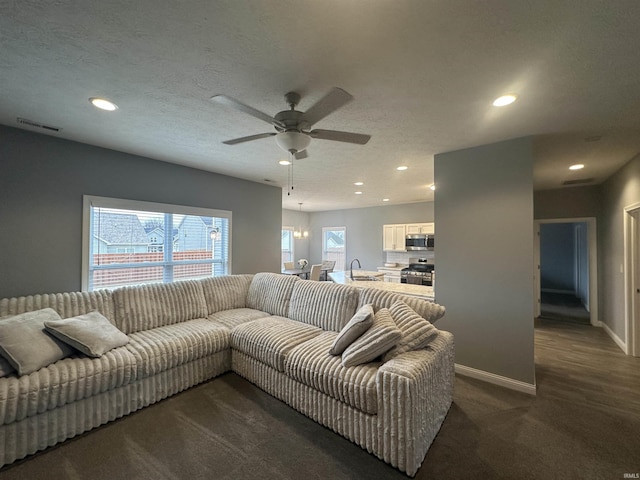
[350,258,361,280]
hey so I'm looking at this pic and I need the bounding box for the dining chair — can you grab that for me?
[309,264,322,281]
[320,260,335,280]
[283,261,295,270]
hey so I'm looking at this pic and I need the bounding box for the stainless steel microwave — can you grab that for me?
[405,234,434,251]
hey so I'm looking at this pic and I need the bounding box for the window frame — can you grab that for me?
[82,195,232,291]
[322,226,347,271]
[282,226,295,266]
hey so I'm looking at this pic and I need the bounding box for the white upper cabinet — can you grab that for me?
[383,224,406,251]
[405,223,434,235]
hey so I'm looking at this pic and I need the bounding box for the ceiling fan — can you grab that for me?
[210,87,371,159]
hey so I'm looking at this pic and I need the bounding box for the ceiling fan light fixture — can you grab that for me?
[275,131,311,154]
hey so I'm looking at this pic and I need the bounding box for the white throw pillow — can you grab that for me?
[382,301,439,362]
[45,310,129,358]
[329,304,374,355]
[0,308,75,376]
[341,308,401,367]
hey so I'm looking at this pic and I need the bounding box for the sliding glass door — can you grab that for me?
[322,226,346,271]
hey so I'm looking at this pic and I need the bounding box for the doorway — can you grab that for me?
[624,204,640,356]
[534,218,598,326]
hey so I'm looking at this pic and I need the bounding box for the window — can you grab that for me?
[282,227,294,265]
[322,226,346,271]
[83,196,231,291]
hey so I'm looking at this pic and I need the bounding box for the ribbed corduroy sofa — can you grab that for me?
[0,272,454,476]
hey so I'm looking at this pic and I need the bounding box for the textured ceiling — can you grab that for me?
[2,1,640,211]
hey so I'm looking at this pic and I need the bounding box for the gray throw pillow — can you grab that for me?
[382,301,439,362]
[0,355,14,377]
[44,310,129,358]
[341,308,402,368]
[329,304,374,355]
[0,308,75,376]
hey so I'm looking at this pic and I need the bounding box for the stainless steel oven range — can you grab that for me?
[400,258,434,286]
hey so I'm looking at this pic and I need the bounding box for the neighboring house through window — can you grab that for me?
[83,195,231,291]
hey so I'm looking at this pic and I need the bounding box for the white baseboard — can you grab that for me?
[455,364,537,396]
[600,322,628,354]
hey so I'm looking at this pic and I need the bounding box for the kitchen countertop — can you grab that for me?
[329,271,435,301]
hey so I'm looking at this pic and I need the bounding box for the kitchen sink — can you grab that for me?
[350,275,381,281]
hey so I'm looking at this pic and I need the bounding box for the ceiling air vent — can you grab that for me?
[562,178,595,186]
[16,117,61,132]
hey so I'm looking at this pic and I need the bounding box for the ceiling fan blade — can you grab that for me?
[294,150,308,160]
[300,87,353,127]
[211,95,285,129]
[222,132,276,145]
[308,129,371,145]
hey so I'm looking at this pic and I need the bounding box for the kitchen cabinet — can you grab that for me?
[383,224,406,251]
[405,223,434,234]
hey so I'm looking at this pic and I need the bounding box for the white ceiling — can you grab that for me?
[2,1,640,212]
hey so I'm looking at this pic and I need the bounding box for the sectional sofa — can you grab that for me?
[0,272,454,476]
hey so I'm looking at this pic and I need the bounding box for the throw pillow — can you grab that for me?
[341,308,402,368]
[44,310,129,358]
[0,308,75,376]
[329,304,374,355]
[382,301,439,362]
[0,355,14,377]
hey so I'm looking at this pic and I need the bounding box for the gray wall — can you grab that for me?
[599,153,640,341]
[540,223,576,292]
[434,137,535,385]
[534,185,601,220]
[306,202,434,271]
[0,125,282,298]
[575,222,589,308]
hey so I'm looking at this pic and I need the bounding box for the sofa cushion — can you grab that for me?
[230,316,321,372]
[199,275,254,315]
[357,288,446,323]
[126,318,229,378]
[289,281,359,332]
[0,308,75,376]
[0,346,138,426]
[0,290,115,324]
[44,310,130,358]
[207,308,270,330]
[113,280,208,334]
[382,301,440,361]
[285,331,380,415]
[329,304,374,355]
[246,273,299,317]
[341,308,402,368]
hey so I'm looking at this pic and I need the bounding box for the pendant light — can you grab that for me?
[293,203,309,239]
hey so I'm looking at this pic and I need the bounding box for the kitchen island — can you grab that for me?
[329,270,435,301]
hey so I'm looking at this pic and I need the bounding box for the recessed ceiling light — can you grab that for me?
[396,166,408,171]
[430,184,436,191]
[355,191,363,195]
[382,198,390,202]
[279,160,291,166]
[89,97,118,111]
[354,181,364,186]
[492,94,517,107]
[569,164,585,170]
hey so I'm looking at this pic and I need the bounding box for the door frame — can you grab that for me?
[534,217,598,326]
[623,203,640,357]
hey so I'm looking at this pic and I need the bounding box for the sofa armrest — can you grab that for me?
[376,331,454,477]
